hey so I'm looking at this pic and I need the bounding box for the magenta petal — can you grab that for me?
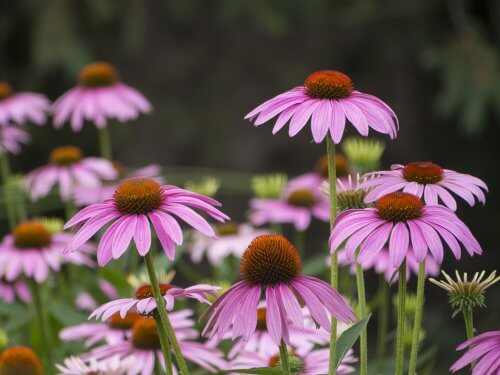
[134,214,152,256]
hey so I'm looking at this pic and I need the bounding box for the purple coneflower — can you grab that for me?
[52,62,152,131]
[56,355,131,375]
[0,277,30,303]
[0,221,95,283]
[330,192,481,267]
[202,234,355,345]
[0,124,30,155]
[245,70,398,143]
[362,162,488,211]
[450,331,500,375]
[24,146,117,201]
[85,317,227,374]
[190,222,269,266]
[249,176,329,231]
[64,178,229,265]
[0,346,43,375]
[89,282,218,318]
[0,81,49,126]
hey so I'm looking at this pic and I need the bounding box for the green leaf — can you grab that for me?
[335,314,371,368]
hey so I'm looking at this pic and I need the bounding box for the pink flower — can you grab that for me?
[362,162,488,211]
[24,146,117,201]
[249,175,329,231]
[74,164,163,206]
[190,223,269,266]
[52,62,152,132]
[60,310,196,347]
[84,317,227,374]
[64,178,229,265]
[0,81,49,126]
[89,283,219,318]
[0,221,95,283]
[56,356,131,375]
[245,70,398,143]
[337,247,440,282]
[330,192,481,268]
[0,277,30,303]
[75,292,98,312]
[0,124,30,155]
[231,346,357,375]
[450,331,500,375]
[202,235,355,346]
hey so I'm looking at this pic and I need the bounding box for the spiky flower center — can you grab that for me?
[337,190,369,212]
[49,146,83,166]
[0,346,43,375]
[131,318,161,350]
[402,162,443,184]
[315,154,349,178]
[0,82,13,100]
[256,307,267,331]
[134,284,172,300]
[304,70,353,99]
[78,62,118,88]
[114,178,163,215]
[287,189,316,208]
[106,312,141,330]
[241,235,302,285]
[375,192,423,222]
[13,221,52,249]
[269,352,302,370]
[216,223,239,237]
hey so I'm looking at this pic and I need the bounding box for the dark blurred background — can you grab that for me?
[1,0,499,372]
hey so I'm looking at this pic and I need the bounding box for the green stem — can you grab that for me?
[0,152,16,230]
[144,252,189,375]
[355,249,368,375]
[462,309,474,341]
[293,230,305,257]
[154,361,162,375]
[376,275,389,373]
[153,311,173,375]
[98,126,113,160]
[279,339,291,375]
[408,260,426,375]
[28,279,52,370]
[326,137,338,375]
[395,260,407,375]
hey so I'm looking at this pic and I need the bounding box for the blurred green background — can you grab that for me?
[1,0,499,372]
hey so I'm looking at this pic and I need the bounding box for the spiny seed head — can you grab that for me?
[78,62,118,88]
[251,174,288,199]
[0,346,43,375]
[0,82,13,100]
[337,190,370,212]
[268,352,304,372]
[375,192,423,222]
[131,318,160,350]
[341,137,385,173]
[49,146,83,166]
[184,177,220,198]
[13,221,52,249]
[241,235,302,285]
[286,189,316,208]
[429,270,500,317]
[315,154,349,178]
[304,70,353,99]
[106,312,141,330]
[134,284,172,300]
[113,178,163,215]
[216,223,239,236]
[402,162,443,185]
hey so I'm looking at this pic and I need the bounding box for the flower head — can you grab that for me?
[24,146,117,201]
[450,330,500,375]
[52,62,152,131]
[0,220,95,282]
[361,162,488,211]
[202,234,355,346]
[251,173,288,199]
[0,346,43,375]
[429,270,499,316]
[341,137,385,173]
[64,178,229,265]
[245,70,398,144]
[0,82,49,127]
[184,177,220,198]
[321,174,374,213]
[330,192,481,268]
[250,175,329,231]
[0,125,30,155]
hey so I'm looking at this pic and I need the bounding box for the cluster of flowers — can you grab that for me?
[0,65,497,375]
